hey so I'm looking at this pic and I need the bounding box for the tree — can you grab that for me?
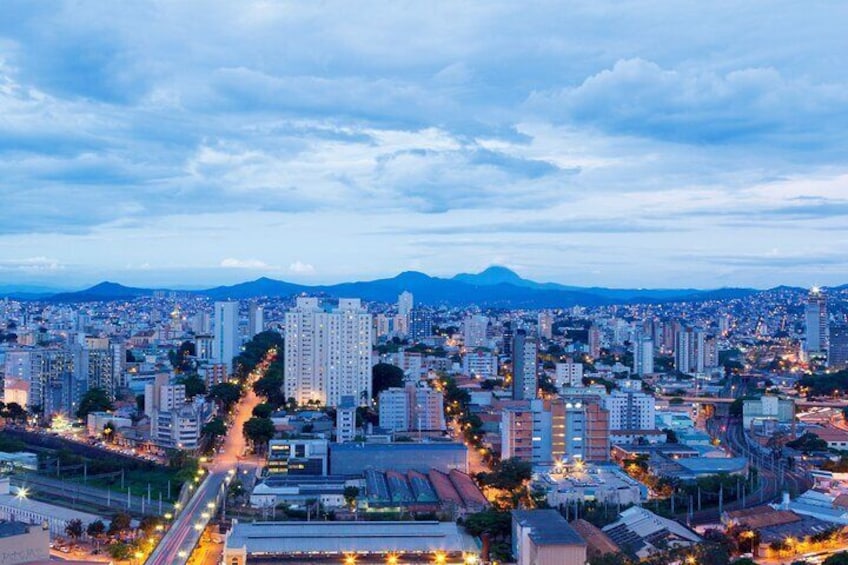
[77,387,114,419]
[787,432,828,453]
[135,394,145,414]
[176,373,207,399]
[589,554,633,565]
[664,428,679,443]
[103,421,116,443]
[4,402,26,423]
[463,510,512,562]
[372,363,404,397]
[208,382,242,411]
[344,486,360,509]
[86,520,106,539]
[107,542,132,560]
[824,553,848,565]
[243,417,275,452]
[253,373,285,408]
[202,417,227,442]
[65,518,84,541]
[138,515,160,536]
[108,512,132,536]
[478,457,532,491]
[252,403,274,419]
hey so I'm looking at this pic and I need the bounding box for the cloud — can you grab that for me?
[289,261,315,274]
[0,256,64,272]
[220,258,269,269]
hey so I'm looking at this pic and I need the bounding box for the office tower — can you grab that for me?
[378,383,446,434]
[555,362,584,388]
[512,330,538,400]
[805,288,829,356]
[284,297,372,407]
[538,311,553,340]
[409,308,433,341]
[632,335,654,376]
[588,325,601,359]
[463,314,489,349]
[830,325,848,370]
[502,320,514,357]
[213,301,239,373]
[248,302,264,338]
[601,391,656,431]
[336,395,357,443]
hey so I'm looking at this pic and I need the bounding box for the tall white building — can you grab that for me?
[284,298,373,407]
[397,291,413,318]
[512,330,538,401]
[538,311,553,340]
[248,302,264,338]
[463,314,489,349]
[674,327,705,375]
[213,301,240,373]
[378,383,445,434]
[805,288,829,356]
[602,391,656,431]
[632,336,654,376]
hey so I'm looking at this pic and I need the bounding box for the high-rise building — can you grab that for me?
[464,351,498,379]
[512,330,537,400]
[463,315,489,349]
[248,302,264,338]
[554,362,583,388]
[502,321,514,357]
[805,288,829,357]
[632,335,654,376]
[409,308,433,341]
[674,327,706,375]
[538,311,553,340]
[213,301,240,373]
[502,397,610,467]
[602,391,656,431]
[588,325,601,359]
[830,325,848,370]
[284,297,373,407]
[144,373,186,418]
[397,291,414,318]
[336,395,358,443]
[378,383,446,434]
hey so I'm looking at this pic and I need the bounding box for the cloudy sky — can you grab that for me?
[1,1,847,290]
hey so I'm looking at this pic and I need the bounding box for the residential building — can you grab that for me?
[512,330,537,400]
[213,301,239,373]
[151,404,206,450]
[336,395,357,443]
[409,308,433,341]
[602,391,656,431]
[463,314,489,349]
[538,311,554,340]
[284,297,373,407]
[464,350,498,379]
[555,362,583,388]
[830,325,848,370]
[632,335,654,376]
[248,302,264,338]
[0,520,49,565]
[378,383,446,434]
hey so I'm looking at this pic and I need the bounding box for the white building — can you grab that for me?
[805,288,829,356]
[284,298,373,407]
[336,395,357,443]
[555,362,583,388]
[151,404,206,450]
[602,391,656,431]
[463,315,489,349]
[632,336,654,376]
[144,373,185,418]
[463,351,498,379]
[213,301,239,373]
[512,330,538,401]
[248,302,264,338]
[538,311,554,340]
[378,384,446,434]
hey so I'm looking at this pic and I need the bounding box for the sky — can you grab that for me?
[1,1,847,290]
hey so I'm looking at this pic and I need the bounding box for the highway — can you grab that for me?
[145,353,270,565]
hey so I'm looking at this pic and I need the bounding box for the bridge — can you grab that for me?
[658,395,848,409]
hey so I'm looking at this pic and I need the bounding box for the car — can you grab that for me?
[59,546,70,553]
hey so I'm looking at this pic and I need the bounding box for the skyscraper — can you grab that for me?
[830,325,848,370]
[463,314,489,349]
[538,311,553,340]
[512,329,538,400]
[284,297,372,407]
[805,287,829,357]
[409,308,433,341]
[213,301,239,373]
[248,302,264,338]
[632,335,654,376]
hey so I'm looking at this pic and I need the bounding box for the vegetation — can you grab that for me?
[798,370,848,398]
[243,416,275,452]
[234,331,284,381]
[201,416,227,444]
[208,382,242,412]
[463,510,512,562]
[76,387,114,418]
[108,512,132,536]
[824,552,848,565]
[787,432,828,453]
[372,363,404,397]
[176,373,207,399]
[64,518,84,541]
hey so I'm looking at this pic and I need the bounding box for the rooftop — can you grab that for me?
[0,520,30,538]
[512,510,586,546]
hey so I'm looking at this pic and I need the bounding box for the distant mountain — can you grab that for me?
[34,266,764,307]
[0,284,68,300]
[48,281,155,303]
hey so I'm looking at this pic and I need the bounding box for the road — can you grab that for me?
[145,352,271,565]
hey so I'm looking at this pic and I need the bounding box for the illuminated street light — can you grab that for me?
[15,487,29,501]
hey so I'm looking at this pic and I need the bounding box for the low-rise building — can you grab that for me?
[603,506,701,559]
[267,439,329,476]
[0,521,50,565]
[512,509,587,565]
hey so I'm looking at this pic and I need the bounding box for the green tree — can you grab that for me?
[107,542,132,560]
[4,402,26,422]
[253,373,286,408]
[243,417,275,452]
[787,432,828,453]
[201,417,227,442]
[252,403,274,419]
[138,515,161,536]
[77,388,114,419]
[372,363,404,397]
[824,552,848,565]
[176,373,207,399]
[108,512,132,536]
[65,518,84,541]
[478,457,532,491]
[208,382,242,411]
[86,520,106,538]
[589,554,634,565]
[344,486,360,509]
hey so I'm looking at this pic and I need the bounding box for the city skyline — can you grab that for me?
[2,2,847,288]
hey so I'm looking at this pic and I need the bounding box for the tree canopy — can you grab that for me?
[372,363,404,397]
[243,416,275,451]
[176,373,207,399]
[77,387,114,419]
[208,382,242,411]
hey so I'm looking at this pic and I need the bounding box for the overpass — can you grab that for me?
[658,395,848,409]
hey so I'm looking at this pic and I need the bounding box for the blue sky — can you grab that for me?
[1,1,847,289]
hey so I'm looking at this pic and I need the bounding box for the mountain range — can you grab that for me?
[2,266,776,307]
